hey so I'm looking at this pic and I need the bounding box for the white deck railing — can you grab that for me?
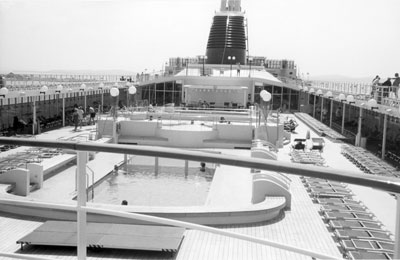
[1,137,400,260]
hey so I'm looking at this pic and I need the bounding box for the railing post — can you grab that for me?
[77,151,87,260]
[395,194,400,259]
[382,114,388,160]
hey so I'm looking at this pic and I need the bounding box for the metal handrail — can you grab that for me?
[0,137,399,193]
[0,137,400,259]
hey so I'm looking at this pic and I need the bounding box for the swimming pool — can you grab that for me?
[92,165,215,207]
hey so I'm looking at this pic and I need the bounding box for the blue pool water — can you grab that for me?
[92,165,215,207]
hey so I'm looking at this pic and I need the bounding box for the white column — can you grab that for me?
[77,151,87,260]
[382,114,388,159]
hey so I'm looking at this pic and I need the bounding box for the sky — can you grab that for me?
[0,0,399,78]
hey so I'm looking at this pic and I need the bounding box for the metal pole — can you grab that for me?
[341,103,346,134]
[312,94,316,118]
[329,99,333,128]
[382,114,388,160]
[101,89,104,113]
[356,108,363,146]
[320,97,323,121]
[155,157,159,176]
[276,110,280,148]
[395,194,400,259]
[62,94,65,127]
[77,151,87,260]
[185,160,188,178]
[32,96,36,135]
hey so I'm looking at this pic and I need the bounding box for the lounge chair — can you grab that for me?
[320,204,366,213]
[335,229,393,242]
[347,250,393,259]
[328,220,382,231]
[323,211,376,222]
[315,198,361,205]
[341,239,394,253]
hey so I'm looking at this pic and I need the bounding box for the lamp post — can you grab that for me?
[228,56,236,77]
[110,87,120,144]
[98,82,104,113]
[80,83,86,112]
[128,86,137,110]
[259,89,271,138]
[325,91,333,128]
[56,84,65,127]
[200,55,207,76]
[248,57,253,77]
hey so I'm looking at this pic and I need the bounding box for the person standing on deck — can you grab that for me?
[393,73,400,97]
[77,106,84,128]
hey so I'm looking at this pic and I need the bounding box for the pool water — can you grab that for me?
[92,165,215,207]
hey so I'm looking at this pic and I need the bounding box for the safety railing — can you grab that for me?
[0,137,400,260]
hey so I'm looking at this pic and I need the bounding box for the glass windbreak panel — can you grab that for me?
[283,87,289,94]
[343,104,358,145]
[164,91,173,104]
[331,100,343,133]
[165,82,173,91]
[174,91,182,106]
[321,98,331,125]
[282,92,290,112]
[155,91,164,106]
[364,110,384,156]
[273,86,282,94]
[156,83,164,91]
[290,92,299,111]
[265,85,273,93]
[272,95,281,110]
[385,115,400,168]
[254,85,262,104]
[149,88,155,105]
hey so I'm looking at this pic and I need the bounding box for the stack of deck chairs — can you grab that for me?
[302,176,395,260]
[294,112,345,140]
[341,144,400,178]
[291,150,325,165]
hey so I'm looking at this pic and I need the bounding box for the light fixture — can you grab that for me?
[309,88,315,94]
[113,82,119,88]
[298,85,303,91]
[128,86,137,95]
[0,87,9,98]
[98,82,104,90]
[346,95,355,104]
[325,91,333,98]
[55,84,63,94]
[80,83,86,91]
[40,85,48,94]
[110,87,120,97]
[260,90,271,102]
[338,93,346,102]
[367,98,378,110]
[316,89,323,96]
[303,86,309,92]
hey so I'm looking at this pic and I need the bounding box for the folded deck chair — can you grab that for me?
[316,198,361,205]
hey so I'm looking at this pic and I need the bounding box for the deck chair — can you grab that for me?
[323,211,375,222]
[329,220,382,231]
[315,198,360,205]
[347,250,393,260]
[321,204,366,213]
[335,229,393,242]
[341,239,394,252]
